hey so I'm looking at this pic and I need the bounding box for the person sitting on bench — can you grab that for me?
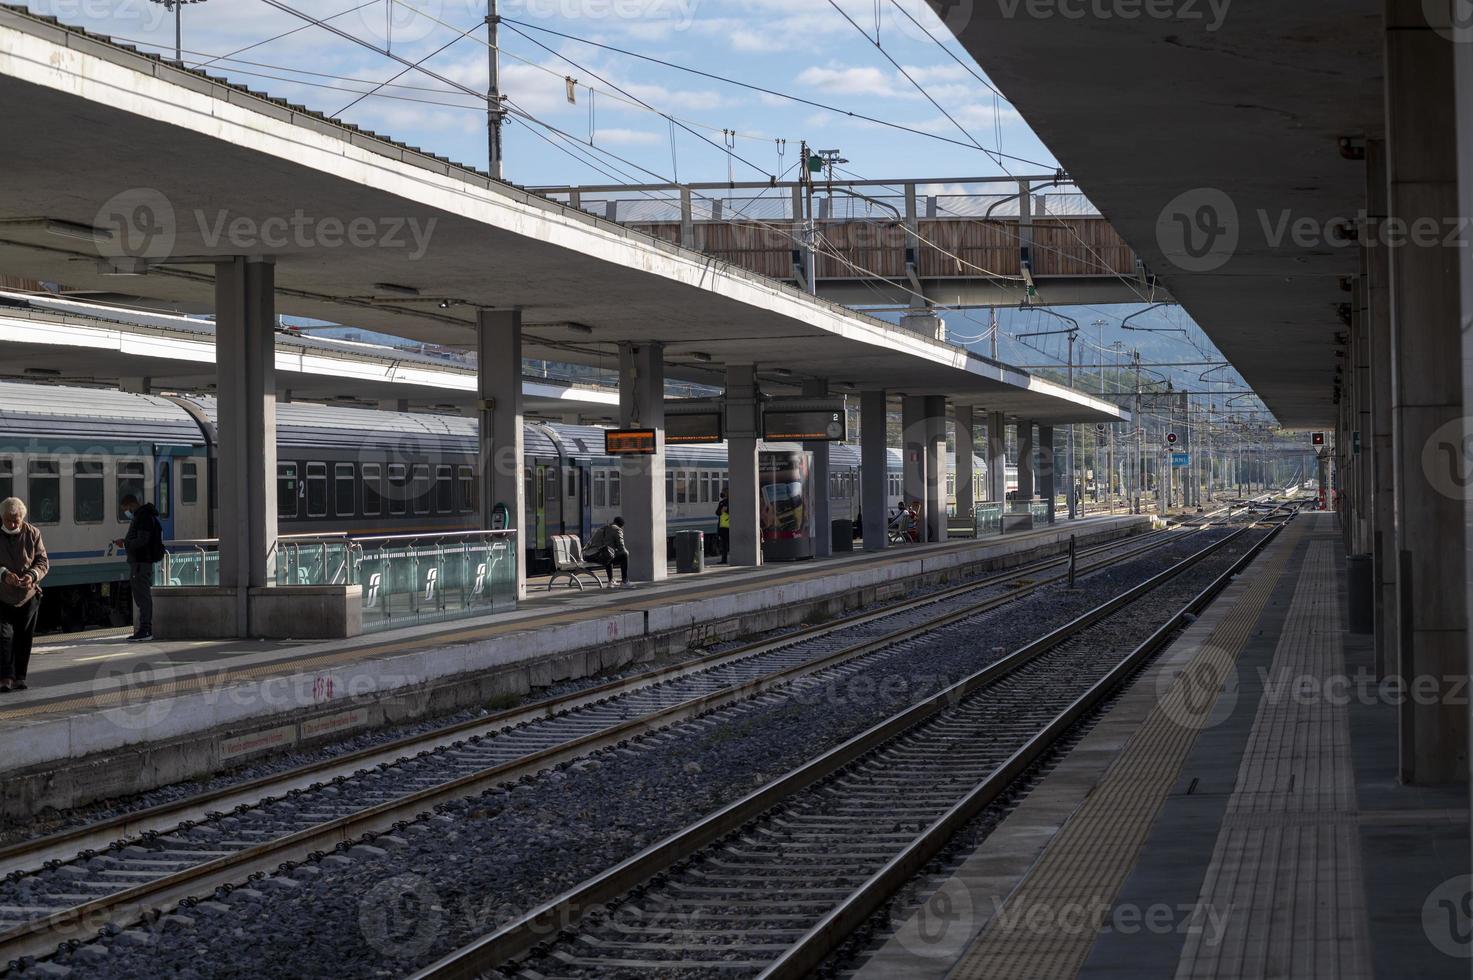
[587,516,631,586]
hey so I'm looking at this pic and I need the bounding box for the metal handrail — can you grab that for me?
[350,529,517,545]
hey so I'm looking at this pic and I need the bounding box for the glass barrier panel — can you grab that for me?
[355,534,517,633]
[154,532,518,634]
[974,503,1004,537]
[154,546,220,587]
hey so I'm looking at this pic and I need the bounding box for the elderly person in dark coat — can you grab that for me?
[0,497,48,692]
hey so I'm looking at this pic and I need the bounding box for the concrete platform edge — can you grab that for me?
[1,518,1146,818]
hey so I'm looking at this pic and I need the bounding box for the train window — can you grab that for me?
[306,463,328,518]
[335,463,356,517]
[665,471,674,505]
[0,459,11,500]
[458,465,475,513]
[698,472,708,504]
[412,464,431,515]
[436,466,454,514]
[676,471,688,505]
[362,464,382,516]
[117,461,146,521]
[277,463,299,519]
[567,470,577,498]
[387,464,407,516]
[593,470,606,508]
[73,460,104,523]
[721,471,729,498]
[181,461,198,505]
[28,459,60,524]
[608,471,621,508]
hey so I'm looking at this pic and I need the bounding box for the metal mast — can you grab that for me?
[487,0,504,178]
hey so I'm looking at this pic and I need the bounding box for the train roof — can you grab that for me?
[0,383,992,469]
[0,380,205,447]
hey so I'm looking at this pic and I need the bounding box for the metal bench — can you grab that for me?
[546,534,607,590]
[887,512,918,544]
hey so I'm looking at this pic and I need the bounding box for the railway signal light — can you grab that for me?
[1311,432,1325,446]
[1166,432,1178,445]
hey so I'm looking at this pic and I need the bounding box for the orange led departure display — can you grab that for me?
[605,429,658,455]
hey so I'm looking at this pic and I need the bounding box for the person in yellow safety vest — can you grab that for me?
[716,491,731,564]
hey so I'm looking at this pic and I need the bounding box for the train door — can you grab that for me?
[523,465,540,552]
[542,462,563,540]
[578,463,593,542]
[559,464,583,539]
[153,455,176,541]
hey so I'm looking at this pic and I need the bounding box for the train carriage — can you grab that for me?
[0,381,1010,629]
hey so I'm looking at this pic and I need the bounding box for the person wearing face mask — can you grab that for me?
[0,497,48,692]
[113,494,163,642]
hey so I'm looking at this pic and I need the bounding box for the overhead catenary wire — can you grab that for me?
[823,0,1005,170]
[334,25,473,115]
[498,20,777,180]
[493,14,1054,168]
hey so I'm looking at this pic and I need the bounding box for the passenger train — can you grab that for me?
[0,382,1015,630]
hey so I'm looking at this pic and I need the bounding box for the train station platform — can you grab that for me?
[856,512,1468,980]
[0,515,1148,819]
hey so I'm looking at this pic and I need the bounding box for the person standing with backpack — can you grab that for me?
[114,494,163,641]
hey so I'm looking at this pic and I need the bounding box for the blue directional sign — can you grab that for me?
[1171,452,1190,468]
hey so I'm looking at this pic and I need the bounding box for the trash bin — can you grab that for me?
[831,519,854,553]
[1346,554,1373,634]
[675,530,705,573]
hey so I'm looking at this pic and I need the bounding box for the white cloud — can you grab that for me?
[592,127,661,144]
[794,65,895,98]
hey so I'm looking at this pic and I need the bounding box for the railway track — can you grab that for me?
[411,513,1291,980]
[0,519,1238,968]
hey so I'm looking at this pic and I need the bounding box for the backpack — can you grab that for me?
[147,516,167,563]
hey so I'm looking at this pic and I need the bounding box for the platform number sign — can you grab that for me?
[1311,432,1326,447]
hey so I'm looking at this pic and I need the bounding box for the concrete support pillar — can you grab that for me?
[1039,424,1056,524]
[1385,2,1467,783]
[924,395,947,543]
[725,365,762,567]
[954,403,975,528]
[215,257,277,632]
[1015,421,1035,507]
[1356,283,1374,554]
[901,396,927,522]
[478,309,526,599]
[1456,0,1473,811]
[860,390,889,551]
[986,411,1006,503]
[620,342,667,582]
[1367,139,1398,681]
[803,379,832,558]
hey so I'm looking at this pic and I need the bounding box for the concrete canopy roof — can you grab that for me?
[931,0,1385,427]
[0,297,622,417]
[0,6,1121,427]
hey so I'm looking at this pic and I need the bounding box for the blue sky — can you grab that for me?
[21,0,1060,186]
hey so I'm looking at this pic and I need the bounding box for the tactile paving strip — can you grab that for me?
[949,522,1305,980]
[1174,541,1373,980]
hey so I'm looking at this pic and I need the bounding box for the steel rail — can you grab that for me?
[757,513,1287,978]
[0,525,1197,961]
[0,523,1168,878]
[408,518,1275,980]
